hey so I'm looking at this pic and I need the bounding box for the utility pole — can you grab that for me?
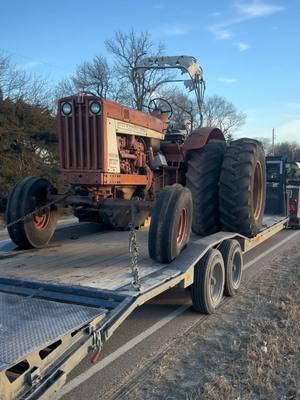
[272,128,275,155]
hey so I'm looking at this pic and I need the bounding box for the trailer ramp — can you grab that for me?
[0,279,130,400]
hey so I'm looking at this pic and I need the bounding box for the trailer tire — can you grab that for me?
[149,184,192,263]
[186,140,226,236]
[191,248,225,314]
[219,138,266,237]
[6,177,58,249]
[218,239,243,296]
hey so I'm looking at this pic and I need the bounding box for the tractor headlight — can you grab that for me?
[90,101,101,115]
[61,102,72,116]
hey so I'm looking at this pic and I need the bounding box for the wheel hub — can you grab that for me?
[33,209,50,231]
[210,262,223,304]
[177,208,187,245]
[232,252,242,289]
[253,161,263,221]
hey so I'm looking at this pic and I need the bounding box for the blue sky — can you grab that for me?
[1,0,299,143]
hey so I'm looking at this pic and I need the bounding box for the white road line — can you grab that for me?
[243,230,300,271]
[56,230,300,399]
[56,303,190,398]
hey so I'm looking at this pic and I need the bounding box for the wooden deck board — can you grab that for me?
[0,215,286,292]
[0,228,163,290]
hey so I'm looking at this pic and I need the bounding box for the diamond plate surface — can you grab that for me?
[0,293,106,371]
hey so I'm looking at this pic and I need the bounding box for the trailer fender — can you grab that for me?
[182,127,225,156]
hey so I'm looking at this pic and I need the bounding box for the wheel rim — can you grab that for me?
[210,262,223,305]
[232,251,242,289]
[33,209,50,231]
[253,161,263,220]
[177,208,187,245]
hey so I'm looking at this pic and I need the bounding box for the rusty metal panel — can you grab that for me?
[101,173,149,185]
[60,171,149,186]
[103,99,165,132]
[182,127,225,153]
[71,98,77,168]
[58,97,103,172]
[78,103,84,169]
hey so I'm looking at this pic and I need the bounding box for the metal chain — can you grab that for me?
[129,199,141,291]
[4,193,70,230]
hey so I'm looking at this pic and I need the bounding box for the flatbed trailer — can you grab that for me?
[0,213,288,400]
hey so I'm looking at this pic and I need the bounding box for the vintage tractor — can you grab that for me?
[6,56,266,263]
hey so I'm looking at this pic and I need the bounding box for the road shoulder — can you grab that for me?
[115,234,300,400]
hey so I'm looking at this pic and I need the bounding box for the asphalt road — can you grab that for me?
[48,228,299,400]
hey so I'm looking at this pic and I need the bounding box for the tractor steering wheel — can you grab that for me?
[148,98,173,119]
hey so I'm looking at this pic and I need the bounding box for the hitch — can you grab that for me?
[90,330,103,364]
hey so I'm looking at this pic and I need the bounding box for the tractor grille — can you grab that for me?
[59,98,102,170]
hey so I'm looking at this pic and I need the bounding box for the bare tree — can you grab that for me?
[0,54,52,107]
[54,30,167,109]
[161,88,199,132]
[0,54,29,101]
[54,54,127,105]
[105,30,166,110]
[255,137,272,154]
[203,95,246,138]
[274,141,300,162]
[72,55,112,97]
[54,77,75,98]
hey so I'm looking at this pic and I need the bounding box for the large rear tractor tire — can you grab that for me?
[191,248,225,314]
[148,184,193,263]
[186,140,226,236]
[219,138,266,237]
[6,177,58,249]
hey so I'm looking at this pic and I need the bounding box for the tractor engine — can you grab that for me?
[118,135,147,174]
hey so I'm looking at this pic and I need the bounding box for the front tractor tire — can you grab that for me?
[186,140,226,236]
[6,177,58,249]
[219,138,266,237]
[148,184,193,263]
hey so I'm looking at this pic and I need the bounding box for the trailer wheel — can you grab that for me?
[219,138,266,237]
[186,140,226,236]
[218,239,243,296]
[191,248,225,314]
[149,184,192,263]
[6,177,58,249]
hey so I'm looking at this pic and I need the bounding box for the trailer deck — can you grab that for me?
[0,214,288,400]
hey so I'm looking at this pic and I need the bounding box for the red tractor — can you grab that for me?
[6,56,266,263]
